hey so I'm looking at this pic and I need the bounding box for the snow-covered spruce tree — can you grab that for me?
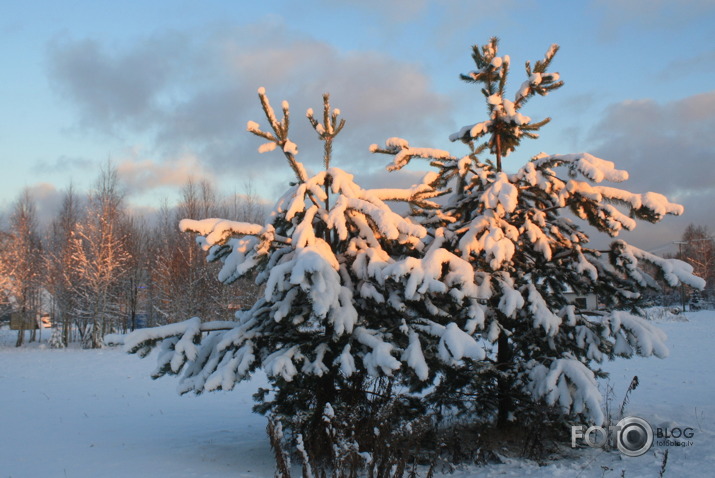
[371,37,705,433]
[107,89,484,474]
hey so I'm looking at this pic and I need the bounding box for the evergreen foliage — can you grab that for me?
[48,327,66,349]
[110,89,456,473]
[108,39,706,474]
[371,37,705,428]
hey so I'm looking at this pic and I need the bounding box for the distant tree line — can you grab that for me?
[1,161,712,350]
[0,163,263,348]
[672,224,714,308]
[636,224,715,309]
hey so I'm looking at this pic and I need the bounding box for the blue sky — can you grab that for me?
[1,0,714,250]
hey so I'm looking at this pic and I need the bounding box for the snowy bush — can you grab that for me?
[48,327,66,349]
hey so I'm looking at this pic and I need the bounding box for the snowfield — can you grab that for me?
[1,310,714,477]
[0,336,273,477]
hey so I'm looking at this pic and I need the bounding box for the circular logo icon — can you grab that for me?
[616,416,653,457]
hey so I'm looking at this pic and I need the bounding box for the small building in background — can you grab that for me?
[10,312,51,330]
[563,291,598,311]
[10,312,39,330]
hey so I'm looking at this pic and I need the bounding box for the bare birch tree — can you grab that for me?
[679,224,715,300]
[147,179,263,326]
[70,165,130,348]
[3,189,43,347]
[45,185,82,346]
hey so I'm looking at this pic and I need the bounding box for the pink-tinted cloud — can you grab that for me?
[115,155,215,195]
[26,183,64,227]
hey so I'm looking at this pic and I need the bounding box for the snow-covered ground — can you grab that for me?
[0,333,273,477]
[1,310,713,477]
